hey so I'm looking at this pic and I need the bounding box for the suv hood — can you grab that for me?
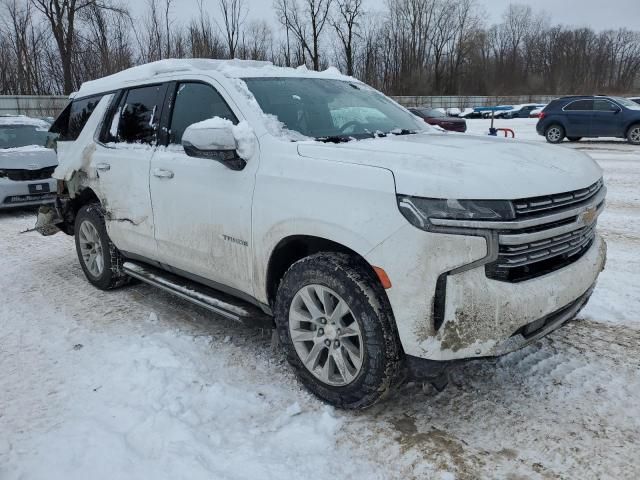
[297,132,602,199]
[0,146,57,170]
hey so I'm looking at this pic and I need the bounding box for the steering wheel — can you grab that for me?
[339,120,365,134]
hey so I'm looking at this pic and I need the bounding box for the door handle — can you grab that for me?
[153,168,174,179]
[96,163,110,172]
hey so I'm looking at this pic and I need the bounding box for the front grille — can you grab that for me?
[513,179,603,218]
[1,166,55,181]
[486,222,597,282]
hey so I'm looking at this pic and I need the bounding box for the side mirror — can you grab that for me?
[182,122,246,171]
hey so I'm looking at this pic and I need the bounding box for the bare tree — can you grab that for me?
[217,0,247,59]
[330,0,363,76]
[275,0,333,70]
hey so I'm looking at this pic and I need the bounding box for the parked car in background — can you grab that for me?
[537,95,640,144]
[629,97,640,105]
[445,107,461,117]
[529,107,545,118]
[496,104,546,119]
[0,115,57,209]
[39,59,606,409]
[409,107,467,132]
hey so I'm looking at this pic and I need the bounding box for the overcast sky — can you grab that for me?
[150,0,640,31]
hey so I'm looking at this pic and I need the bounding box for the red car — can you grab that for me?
[409,107,467,133]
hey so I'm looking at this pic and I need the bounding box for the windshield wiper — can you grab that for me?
[389,129,419,136]
[315,135,354,143]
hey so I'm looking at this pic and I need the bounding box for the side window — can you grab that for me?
[169,82,237,145]
[113,85,164,144]
[565,100,593,111]
[594,99,619,112]
[68,95,104,140]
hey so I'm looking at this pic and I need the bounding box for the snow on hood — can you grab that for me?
[0,145,57,170]
[0,115,50,130]
[297,132,603,199]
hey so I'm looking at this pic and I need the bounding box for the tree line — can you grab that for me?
[1,0,639,97]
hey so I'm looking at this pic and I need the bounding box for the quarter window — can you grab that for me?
[169,82,237,145]
[564,100,593,111]
[594,99,619,112]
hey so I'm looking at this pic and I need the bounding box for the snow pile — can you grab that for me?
[0,145,50,154]
[53,95,113,181]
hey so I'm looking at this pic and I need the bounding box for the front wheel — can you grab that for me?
[274,253,403,409]
[545,125,565,143]
[74,203,130,290]
[627,124,640,145]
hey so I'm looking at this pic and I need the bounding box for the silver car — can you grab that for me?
[0,116,57,209]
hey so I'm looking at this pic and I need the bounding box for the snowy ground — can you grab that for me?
[1,118,639,479]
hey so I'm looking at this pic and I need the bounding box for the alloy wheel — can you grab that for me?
[288,284,364,386]
[78,220,104,277]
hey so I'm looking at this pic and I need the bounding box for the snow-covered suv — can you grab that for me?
[40,60,607,409]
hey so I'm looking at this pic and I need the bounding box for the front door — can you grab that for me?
[150,80,258,296]
[591,99,624,137]
[92,84,168,259]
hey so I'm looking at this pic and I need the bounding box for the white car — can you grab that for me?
[39,59,607,408]
[0,116,58,209]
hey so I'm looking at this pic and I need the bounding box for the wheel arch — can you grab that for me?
[265,234,390,309]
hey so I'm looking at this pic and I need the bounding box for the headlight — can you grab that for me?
[398,195,515,229]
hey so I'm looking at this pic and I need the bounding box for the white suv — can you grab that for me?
[41,59,607,408]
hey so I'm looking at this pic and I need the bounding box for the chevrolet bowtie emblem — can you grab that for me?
[580,206,598,225]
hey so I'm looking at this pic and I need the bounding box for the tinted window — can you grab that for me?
[115,85,164,144]
[594,100,619,112]
[565,100,593,111]
[169,82,237,144]
[67,95,104,140]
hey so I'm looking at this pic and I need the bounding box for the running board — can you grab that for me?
[122,261,272,328]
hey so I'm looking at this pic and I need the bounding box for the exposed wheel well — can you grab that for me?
[265,235,383,307]
[59,186,101,235]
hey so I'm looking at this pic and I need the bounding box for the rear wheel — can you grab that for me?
[627,124,640,145]
[74,203,130,290]
[274,253,403,409]
[567,136,582,142]
[545,125,565,143]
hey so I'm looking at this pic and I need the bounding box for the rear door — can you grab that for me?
[562,99,593,137]
[591,99,624,137]
[91,83,168,259]
[149,80,257,296]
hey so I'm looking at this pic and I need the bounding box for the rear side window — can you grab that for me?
[110,85,165,144]
[49,94,103,141]
[168,82,237,145]
[68,95,104,140]
[565,100,593,111]
[594,99,619,111]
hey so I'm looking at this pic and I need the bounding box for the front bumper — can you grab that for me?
[0,177,57,209]
[365,223,607,361]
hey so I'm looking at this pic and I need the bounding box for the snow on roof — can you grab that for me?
[76,59,354,98]
[0,115,50,129]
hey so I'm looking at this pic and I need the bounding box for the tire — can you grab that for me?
[545,124,565,143]
[627,124,640,145]
[74,203,130,290]
[567,137,582,142]
[274,253,403,409]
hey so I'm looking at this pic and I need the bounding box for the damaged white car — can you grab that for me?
[39,59,607,409]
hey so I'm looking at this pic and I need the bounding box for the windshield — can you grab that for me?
[422,108,445,118]
[0,124,52,149]
[612,97,640,110]
[243,77,424,141]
